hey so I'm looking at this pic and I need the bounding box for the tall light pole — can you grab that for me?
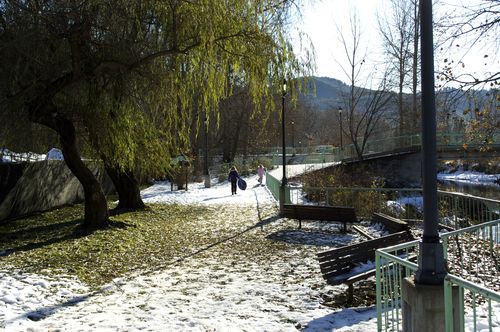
[281,79,287,186]
[338,106,343,150]
[204,116,210,188]
[291,120,295,156]
[279,79,288,213]
[415,0,446,285]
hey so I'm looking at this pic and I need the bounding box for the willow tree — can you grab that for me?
[0,0,311,228]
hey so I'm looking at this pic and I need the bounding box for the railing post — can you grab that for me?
[444,279,454,332]
[376,252,383,332]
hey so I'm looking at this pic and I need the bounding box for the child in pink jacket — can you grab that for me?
[257,165,266,186]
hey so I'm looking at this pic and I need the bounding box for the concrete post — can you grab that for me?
[279,185,285,213]
[402,277,460,331]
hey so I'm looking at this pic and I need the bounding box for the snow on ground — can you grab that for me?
[1,164,381,331]
[140,164,335,206]
[438,170,500,185]
[1,163,498,331]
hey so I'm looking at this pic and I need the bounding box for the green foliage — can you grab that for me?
[0,0,313,180]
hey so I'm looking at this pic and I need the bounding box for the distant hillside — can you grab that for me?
[299,76,349,110]
[298,76,494,117]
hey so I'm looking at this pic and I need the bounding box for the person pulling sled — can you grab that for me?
[228,166,239,195]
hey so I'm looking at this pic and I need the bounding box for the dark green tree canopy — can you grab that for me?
[0,0,312,227]
[1,0,310,171]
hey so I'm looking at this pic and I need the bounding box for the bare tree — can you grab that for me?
[436,0,499,89]
[336,12,393,160]
[378,0,420,135]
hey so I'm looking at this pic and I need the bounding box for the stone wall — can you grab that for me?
[0,161,114,222]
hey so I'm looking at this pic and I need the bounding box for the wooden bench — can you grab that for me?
[317,230,414,301]
[282,204,358,231]
[372,212,409,233]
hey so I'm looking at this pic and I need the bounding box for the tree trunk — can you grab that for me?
[30,107,109,228]
[412,0,420,132]
[399,58,405,136]
[106,166,145,211]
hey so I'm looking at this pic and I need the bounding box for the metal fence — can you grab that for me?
[265,172,500,331]
[0,149,45,163]
[265,172,282,202]
[376,219,500,332]
[264,131,500,166]
[284,185,500,227]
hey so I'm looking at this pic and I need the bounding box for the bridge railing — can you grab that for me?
[376,219,500,332]
[285,184,500,226]
[264,131,500,165]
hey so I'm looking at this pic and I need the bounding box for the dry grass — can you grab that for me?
[0,202,303,288]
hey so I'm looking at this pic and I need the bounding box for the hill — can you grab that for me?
[299,76,349,110]
[298,76,494,118]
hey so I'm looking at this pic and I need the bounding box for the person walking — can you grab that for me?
[257,164,266,186]
[228,166,240,195]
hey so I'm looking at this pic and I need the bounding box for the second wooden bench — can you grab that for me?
[317,230,415,300]
[282,204,358,231]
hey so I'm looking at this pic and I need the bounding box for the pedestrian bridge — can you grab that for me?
[270,131,500,165]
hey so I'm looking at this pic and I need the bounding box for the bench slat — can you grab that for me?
[317,231,411,260]
[372,212,409,233]
[283,204,358,231]
[283,204,357,223]
[319,252,373,270]
[317,231,414,282]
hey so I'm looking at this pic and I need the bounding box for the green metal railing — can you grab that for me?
[265,172,281,201]
[284,185,500,226]
[265,131,500,165]
[376,219,500,332]
[267,169,499,330]
[266,172,291,205]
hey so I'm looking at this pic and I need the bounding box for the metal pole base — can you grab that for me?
[415,241,447,285]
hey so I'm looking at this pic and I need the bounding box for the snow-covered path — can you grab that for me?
[2,164,500,331]
[1,167,379,331]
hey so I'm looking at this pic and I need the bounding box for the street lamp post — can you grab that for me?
[338,107,343,150]
[204,116,210,188]
[279,79,287,212]
[281,79,287,186]
[291,120,295,156]
[415,0,446,285]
